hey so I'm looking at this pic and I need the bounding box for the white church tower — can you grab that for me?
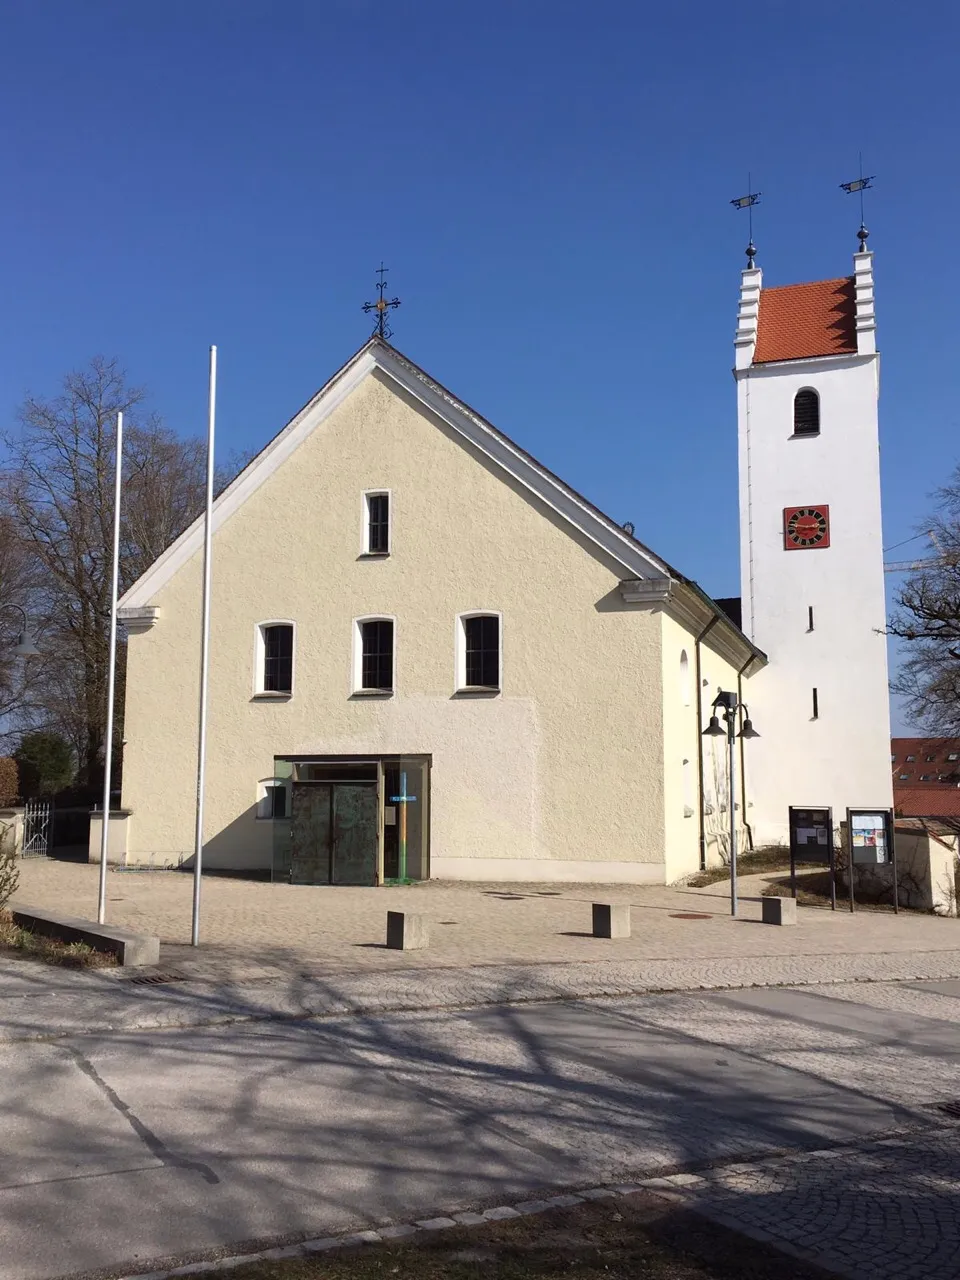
[734,232,893,845]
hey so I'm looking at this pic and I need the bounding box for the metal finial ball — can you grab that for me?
[745,240,757,265]
[858,223,870,245]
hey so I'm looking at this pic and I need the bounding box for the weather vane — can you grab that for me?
[362,262,401,340]
[840,155,875,252]
[730,175,761,268]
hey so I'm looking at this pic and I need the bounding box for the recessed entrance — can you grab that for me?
[271,755,430,886]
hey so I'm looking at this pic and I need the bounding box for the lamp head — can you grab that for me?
[739,716,760,740]
[13,630,40,658]
[703,714,726,737]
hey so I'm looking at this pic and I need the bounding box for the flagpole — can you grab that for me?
[97,411,124,925]
[191,346,216,947]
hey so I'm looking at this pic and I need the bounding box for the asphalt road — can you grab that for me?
[3,979,960,1280]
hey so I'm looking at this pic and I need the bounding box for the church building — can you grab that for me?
[113,238,892,883]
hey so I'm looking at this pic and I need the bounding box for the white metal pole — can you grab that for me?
[97,411,124,925]
[191,346,216,947]
[729,718,738,918]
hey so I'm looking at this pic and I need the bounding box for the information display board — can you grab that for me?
[788,806,835,908]
[845,808,897,914]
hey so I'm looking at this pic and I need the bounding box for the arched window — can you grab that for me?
[793,389,820,436]
[679,650,690,706]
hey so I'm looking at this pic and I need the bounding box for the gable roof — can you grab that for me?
[753,277,857,364]
[119,338,764,666]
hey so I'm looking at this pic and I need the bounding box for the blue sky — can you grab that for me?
[1,2,957,728]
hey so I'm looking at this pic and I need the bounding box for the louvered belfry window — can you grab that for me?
[794,389,820,436]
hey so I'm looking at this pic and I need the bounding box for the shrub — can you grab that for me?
[0,758,18,806]
[0,844,19,911]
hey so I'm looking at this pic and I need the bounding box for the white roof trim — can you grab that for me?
[120,342,670,610]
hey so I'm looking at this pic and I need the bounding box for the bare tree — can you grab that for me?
[0,498,43,745]
[3,357,218,789]
[888,465,960,734]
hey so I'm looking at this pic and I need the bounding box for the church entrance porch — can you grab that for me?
[271,755,430,886]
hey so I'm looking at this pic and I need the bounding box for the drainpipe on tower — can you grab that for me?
[695,616,721,871]
[736,655,760,852]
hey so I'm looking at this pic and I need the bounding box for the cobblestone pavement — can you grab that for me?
[10,859,960,985]
[642,1124,960,1280]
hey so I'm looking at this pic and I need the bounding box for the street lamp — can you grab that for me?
[703,691,760,917]
[4,605,40,658]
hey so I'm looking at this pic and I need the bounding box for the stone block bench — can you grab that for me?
[10,904,160,966]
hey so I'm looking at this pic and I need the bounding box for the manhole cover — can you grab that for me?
[126,971,187,986]
[669,912,712,920]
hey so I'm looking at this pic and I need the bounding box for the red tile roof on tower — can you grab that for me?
[753,277,858,364]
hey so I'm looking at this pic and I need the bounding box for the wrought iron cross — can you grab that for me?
[730,175,761,268]
[362,262,401,339]
[840,156,875,252]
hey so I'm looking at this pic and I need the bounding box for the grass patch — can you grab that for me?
[687,847,791,888]
[217,1194,830,1280]
[0,910,118,968]
[762,871,924,913]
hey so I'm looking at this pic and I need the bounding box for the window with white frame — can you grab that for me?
[257,778,290,820]
[255,622,294,695]
[363,491,390,555]
[456,613,501,691]
[354,618,394,693]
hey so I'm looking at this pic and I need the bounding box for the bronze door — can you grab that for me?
[290,781,378,885]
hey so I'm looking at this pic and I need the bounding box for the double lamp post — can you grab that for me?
[703,690,759,918]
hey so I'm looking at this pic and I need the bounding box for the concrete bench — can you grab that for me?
[10,903,160,966]
[386,911,428,950]
[592,903,631,939]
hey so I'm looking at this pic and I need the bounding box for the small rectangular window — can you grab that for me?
[948,753,959,762]
[899,773,910,781]
[260,623,293,694]
[257,783,288,819]
[365,492,390,555]
[926,754,936,762]
[361,619,393,691]
[905,754,916,763]
[463,615,500,689]
[807,605,815,632]
[920,774,932,782]
[812,687,819,719]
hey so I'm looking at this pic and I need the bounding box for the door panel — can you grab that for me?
[331,784,378,885]
[290,784,331,885]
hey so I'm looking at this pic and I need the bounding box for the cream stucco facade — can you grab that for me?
[118,341,762,885]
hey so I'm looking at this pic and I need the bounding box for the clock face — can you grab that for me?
[784,505,830,550]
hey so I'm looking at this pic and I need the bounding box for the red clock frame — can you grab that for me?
[783,505,830,550]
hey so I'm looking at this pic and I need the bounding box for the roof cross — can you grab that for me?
[730,175,761,267]
[840,156,875,252]
[362,262,401,340]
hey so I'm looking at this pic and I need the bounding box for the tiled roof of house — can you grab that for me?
[753,277,857,364]
[894,787,960,820]
[891,736,960,785]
